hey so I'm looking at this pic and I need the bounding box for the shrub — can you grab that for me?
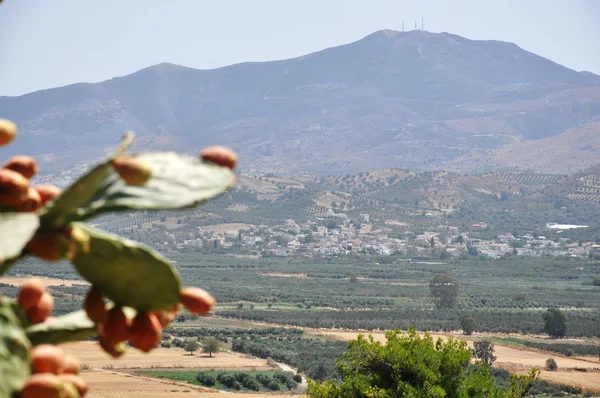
[545,358,558,371]
[266,379,280,391]
[217,373,236,388]
[203,375,216,387]
[243,377,260,391]
[564,348,575,357]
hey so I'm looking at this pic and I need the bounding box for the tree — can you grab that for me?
[184,338,199,355]
[543,308,567,338]
[473,340,497,366]
[461,314,477,335]
[307,328,537,398]
[545,358,558,371]
[201,336,221,357]
[430,274,460,309]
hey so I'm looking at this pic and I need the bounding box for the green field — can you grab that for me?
[138,370,299,392]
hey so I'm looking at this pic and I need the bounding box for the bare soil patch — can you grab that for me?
[201,223,255,234]
[2,276,88,287]
[260,273,308,279]
[63,341,275,371]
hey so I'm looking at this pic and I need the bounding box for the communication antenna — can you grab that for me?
[421,17,424,31]
[414,21,417,30]
[402,21,404,32]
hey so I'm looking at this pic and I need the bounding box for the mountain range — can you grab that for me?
[1,29,600,175]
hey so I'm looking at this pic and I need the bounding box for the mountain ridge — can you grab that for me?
[1,29,600,174]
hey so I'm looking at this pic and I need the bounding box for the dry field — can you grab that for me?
[201,223,255,234]
[2,276,88,287]
[62,341,275,371]
[311,330,600,392]
[62,342,298,397]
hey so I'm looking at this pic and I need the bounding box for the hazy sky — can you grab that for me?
[0,0,599,96]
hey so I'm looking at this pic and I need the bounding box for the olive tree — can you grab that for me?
[473,340,497,366]
[430,274,460,309]
[461,314,477,335]
[184,338,200,355]
[201,336,221,357]
[543,308,567,339]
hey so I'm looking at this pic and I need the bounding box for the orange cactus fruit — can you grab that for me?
[0,168,29,206]
[19,373,63,398]
[62,355,82,375]
[26,231,71,261]
[59,374,88,397]
[112,156,151,186]
[0,119,17,147]
[179,287,215,315]
[151,304,180,328]
[17,278,46,311]
[84,287,107,324]
[200,146,238,170]
[30,344,66,375]
[26,292,54,325]
[128,312,162,353]
[34,185,62,207]
[103,307,130,344]
[16,187,42,212]
[98,330,127,359]
[60,380,80,398]
[26,226,90,262]
[4,155,39,179]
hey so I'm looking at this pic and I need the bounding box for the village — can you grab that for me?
[173,209,596,260]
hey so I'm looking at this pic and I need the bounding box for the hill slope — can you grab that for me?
[1,30,599,174]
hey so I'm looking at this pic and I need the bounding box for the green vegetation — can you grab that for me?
[460,314,477,335]
[183,338,199,354]
[307,329,538,398]
[139,370,298,392]
[8,253,600,337]
[200,336,221,357]
[543,308,568,339]
[473,340,497,366]
[430,273,460,308]
[545,358,558,371]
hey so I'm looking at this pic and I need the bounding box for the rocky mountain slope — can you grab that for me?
[1,29,599,174]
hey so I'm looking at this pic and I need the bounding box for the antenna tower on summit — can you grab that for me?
[402,21,404,32]
[421,17,424,30]
[414,21,417,30]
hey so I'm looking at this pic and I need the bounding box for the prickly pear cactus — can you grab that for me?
[0,125,236,397]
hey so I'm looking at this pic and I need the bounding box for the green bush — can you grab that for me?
[266,379,280,391]
[203,375,216,387]
[545,358,558,371]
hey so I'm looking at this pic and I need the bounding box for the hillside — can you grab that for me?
[451,121,600,173]
[77,164,600,242]
[1,30,599,174]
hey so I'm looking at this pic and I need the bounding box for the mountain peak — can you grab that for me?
[137,62,190,73]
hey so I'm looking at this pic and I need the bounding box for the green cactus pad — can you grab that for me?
[26,310,96,346]
[76,152,235,220]
[0,213,39,274]
[40,162,112,228]
[0,297,31,397]
[71,224,181,311]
